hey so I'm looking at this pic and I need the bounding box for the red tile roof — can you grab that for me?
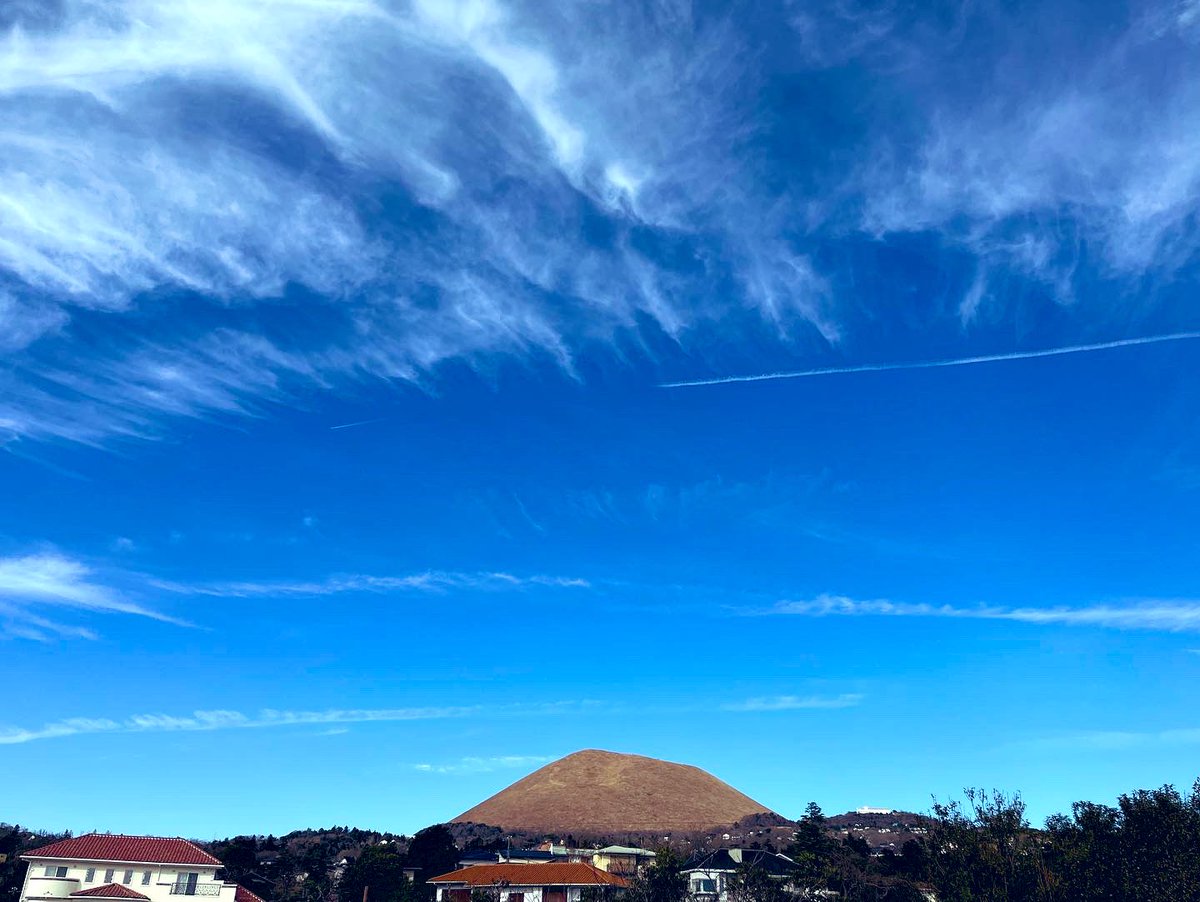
[235,886,265,902]
[429,863,629,888]
[23,835,221,867]
[70,886,150,900]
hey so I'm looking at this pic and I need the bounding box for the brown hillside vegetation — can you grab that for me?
[452,749,776,834]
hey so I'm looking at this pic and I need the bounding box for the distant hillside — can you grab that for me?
[826,810,931,851]
[452,749,776,834]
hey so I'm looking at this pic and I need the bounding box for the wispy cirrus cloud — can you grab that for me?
[414,754,552,775]
[768,593,1200,633]
[0,553,589,640]
[1014,726,1200,752]
[0,552,186,639]
[150,569,590,598]
[0,701,597,745]
[722,693,864,712]
[854,0,1200,310]
[0,0,829,445]
[4,2,1198,442]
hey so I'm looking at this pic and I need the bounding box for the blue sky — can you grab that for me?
[4,0,1200,838]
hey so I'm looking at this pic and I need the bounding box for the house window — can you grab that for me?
[693,880,716,895]
[175,873,200,895]
[85,869,96,883]
[142,873,152,886]
[124,871,135,885]
[507,893,525,902]
[105,870,115,883]
[44,867,68,878]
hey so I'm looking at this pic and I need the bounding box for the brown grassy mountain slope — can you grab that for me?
[452,750,775,834]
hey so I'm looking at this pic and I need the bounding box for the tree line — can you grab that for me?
[4,778,1199,902]
[626,780,1200,901]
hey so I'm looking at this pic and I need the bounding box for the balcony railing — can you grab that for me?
[170,885,222,896]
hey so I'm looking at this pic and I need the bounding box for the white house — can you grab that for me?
[681,849,795,902]
[429,862,628,902]
[20,835,263,902]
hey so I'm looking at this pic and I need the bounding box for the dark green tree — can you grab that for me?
[1046,780,1200,901]
[787,803,836,894]
[339,845,412,902]
[725,864,790,902]
[625,849,687,902]
[404,826,459,902]
[926,789,1052,902]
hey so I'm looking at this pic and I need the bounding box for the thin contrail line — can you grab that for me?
[329,417,385,430]
[660,331,1200,388]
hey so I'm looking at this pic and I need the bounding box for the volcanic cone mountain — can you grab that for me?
[452,749,775,834]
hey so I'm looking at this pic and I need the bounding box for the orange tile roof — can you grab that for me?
[71,886,150,900]
[24,835,220,867]
[429,863,628,888]
[234,886,265,902]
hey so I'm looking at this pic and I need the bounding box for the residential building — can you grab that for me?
[19,835,263,902]
[429,862,628,902]
[589,848,655,878]
[681,849,794,902]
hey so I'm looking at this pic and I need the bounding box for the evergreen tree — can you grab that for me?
[404,826,459,902]
[625,849,687,902]
[339,845,411,902]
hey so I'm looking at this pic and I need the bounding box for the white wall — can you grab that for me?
[21,860,236,902]
[437,885,600,902]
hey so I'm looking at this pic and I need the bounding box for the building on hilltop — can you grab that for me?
[429,862,628,902]
[680,849,795,902]
[19,835,263,902]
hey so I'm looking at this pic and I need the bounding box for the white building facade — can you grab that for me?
[20,835,260,902]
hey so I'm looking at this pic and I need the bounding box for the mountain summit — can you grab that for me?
[452,749,775,834]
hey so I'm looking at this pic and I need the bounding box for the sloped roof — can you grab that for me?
[24,835,220,867]
[682,849,793,877]
[235,886,265,902]
[429,863,629,888]
[596,846,655,857]
[70,885,150,900]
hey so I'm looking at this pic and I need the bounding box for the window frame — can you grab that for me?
[175,872,200,895]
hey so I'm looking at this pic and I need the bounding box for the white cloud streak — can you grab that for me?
[151,570,590,598]
[0,554,587,640]
[770,593,1200,633]
[413,754,552,775]
[0,552,186,638]
[661,331,1200,388]
[722,693,864,712]
[0,701,594,745]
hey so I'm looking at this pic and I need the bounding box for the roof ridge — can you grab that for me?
[25,835,220,867]
[75,833,198,841]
